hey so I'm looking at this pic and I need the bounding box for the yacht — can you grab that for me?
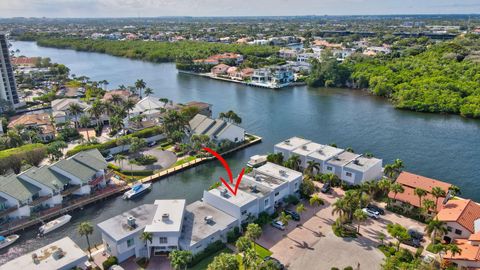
[0,234,19,249]
[39,214,72,235]
[123,182,152,200]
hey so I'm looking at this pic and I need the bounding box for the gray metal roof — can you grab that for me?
[21,166,70,190]
[53,149,106,183]
[72,149,107,171]
[0,175,41,202]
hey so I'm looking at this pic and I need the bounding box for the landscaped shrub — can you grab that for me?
[102,256,118,270]
[255,212,273,227]
[343,267,353,270]
[283,195,300,205]
[130,155,157,165]
[188,240,225,267]
[227,227,241,243]
[120,170,154,176]
[0,143,47,174]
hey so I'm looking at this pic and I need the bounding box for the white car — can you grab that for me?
[362,208,379,219]
[271,220,286,230]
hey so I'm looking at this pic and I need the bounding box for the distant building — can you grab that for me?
[0,33,21,109]
[0,237,88,270]
[8,113,56,142]
[211,64,231,76]
[51,98,90,125]
[188,114,245,143]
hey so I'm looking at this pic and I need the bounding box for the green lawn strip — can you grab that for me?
[172,156,197,167]
[254,243,272,259]
[188,247,233,270]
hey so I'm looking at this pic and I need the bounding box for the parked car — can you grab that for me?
[402,237,421,248]
[367,204,385,215]
[362,208,379,219]
[264,256,285,270]
[105,154,114,162]
[408,228,424,241]
[321,182,331,193]
[284,210,300,221]
[148,141,157,147]
[271,220,286,231]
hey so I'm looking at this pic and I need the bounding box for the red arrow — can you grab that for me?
[203,147,245,196]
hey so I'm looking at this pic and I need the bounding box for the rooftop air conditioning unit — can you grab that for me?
[204,216,214,224]
[279,170,287,176]
[302,145,307,150]
[220,189,229,198]
[127,216,136,227]
[162,213,170,220]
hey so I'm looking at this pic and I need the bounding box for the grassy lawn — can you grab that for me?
[188,247,233,270]
[172,155,197,167]
[254,243,272,259]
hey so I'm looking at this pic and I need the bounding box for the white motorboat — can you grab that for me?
[123,182,152,200]
[0,234,19,249]
[39,214,72,235]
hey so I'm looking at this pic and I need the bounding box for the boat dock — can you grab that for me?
[0,134,262,236]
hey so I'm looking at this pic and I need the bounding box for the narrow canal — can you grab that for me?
[1,41,479,264]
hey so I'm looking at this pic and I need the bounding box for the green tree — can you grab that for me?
[77,222,94,259]
[207,253,239,270]
[425,218,447,245]
[135,79,147,98]
[279,211,292,227]
[309,194,325,214]
[304,160,321,176]
[387,223,411,251]
[169,250,193,270]
[140,231,153,257]
[431,187,446,212]
[353,208,368,233]
[245,223,262,249]
[296,203,306,218]
[414,188,428,208]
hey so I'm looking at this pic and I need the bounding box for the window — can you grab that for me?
[265,198,270,207]
[126,238,134,247]
[327,166,333,171]
[241,210,247,215]
[455,229,462,236]
[346,172,352,177]
[447,226,452,232]
[159,237,168,244]
[275,192,279,196]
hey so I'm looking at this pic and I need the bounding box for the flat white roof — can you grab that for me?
[0,237,87,270]
[327,151,359,167]
[209,187,257,207]
[292,142,324,156]
[145,199,186,233]
[344,156,382,172]
[255,162,302,183]
[274,137,311,152]
[307,145,345,161]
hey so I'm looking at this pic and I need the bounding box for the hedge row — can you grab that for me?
[188,240,226,267]
[66,126,162,157]
[0,144,47,174]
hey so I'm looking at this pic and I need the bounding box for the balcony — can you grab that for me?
[61,185,81,196]
[29,195,52,207]
[0,205,18,218]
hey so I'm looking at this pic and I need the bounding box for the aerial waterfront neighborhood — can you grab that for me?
[1,2,480,270]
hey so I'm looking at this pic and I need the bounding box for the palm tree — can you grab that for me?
[123,98,137,121]
[354,208,368,233]
[377,232,386,245]
[144,87,154,96]
[118,84,127,90]
[77,222,94,259]
[139,231,153,257]
[207,253,239,270]
[88,100,105,128]
[284,155,301,171]
[242,247,259,270]
[383,164,396,179]
[159,97,169,108]
[309,194,324,215]
[332,198,348,222]
[68,103,83,128]
[389,183,405,202]
[279,211,292,227]
[79,115,91,141]
[377,178,392,196]
[135,79,147,98]
[114,154,127,168]
[425,218,448,245]
[449,185,461,196]
[447,243,462,258]
[345,147,354,153]
[169,250,193,270]
[109,115,124,134]
[245,223,262,250]
[414,188,428,208]
[235,236,252,253]
[296,203,306,218]
[304,160,321,176]
[431,187,446,211]
[422,199,436,215]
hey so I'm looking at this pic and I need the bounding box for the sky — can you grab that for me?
[0,0,479,18]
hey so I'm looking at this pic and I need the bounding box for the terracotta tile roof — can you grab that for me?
[469,232,480,241]
[11,56,39,66]
[8,113,54,135]
[102,90,133,102]
[388,171,452,210]
[436,199,480,233]
[445,239,480,261]
[396,171,452,192]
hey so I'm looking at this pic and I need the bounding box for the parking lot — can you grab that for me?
[257,185,427,270]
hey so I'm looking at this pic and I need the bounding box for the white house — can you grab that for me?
[51,98,90,124]
[342,156,383,185]
[274,137,311,159]
[305,144,345,173]
[188,114,245,143]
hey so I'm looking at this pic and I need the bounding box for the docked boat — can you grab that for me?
[0,234,19,249]
[39,214,72,235]
[123,182,152,200]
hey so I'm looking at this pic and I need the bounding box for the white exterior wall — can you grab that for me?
[73,185,91,195]
[18,175,55,197]
[445,222,472,241]
[150,231,181,252]
[362,161,383,181]
[272,185,290,205]
[0,191,21,209]
[341,170,357,185]
[103,231,141,263]
[273,147,291,160]
[47,194,63,206]
[288,177,302,194]
[448,258,480,269]
[49,166,84,186]
[203,191,241,222]
[11,205,31,218]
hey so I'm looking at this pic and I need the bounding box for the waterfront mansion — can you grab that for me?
[274,137,383,185]
[97,162,302,263]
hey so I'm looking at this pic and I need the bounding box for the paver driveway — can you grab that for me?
[257,185,427,270]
